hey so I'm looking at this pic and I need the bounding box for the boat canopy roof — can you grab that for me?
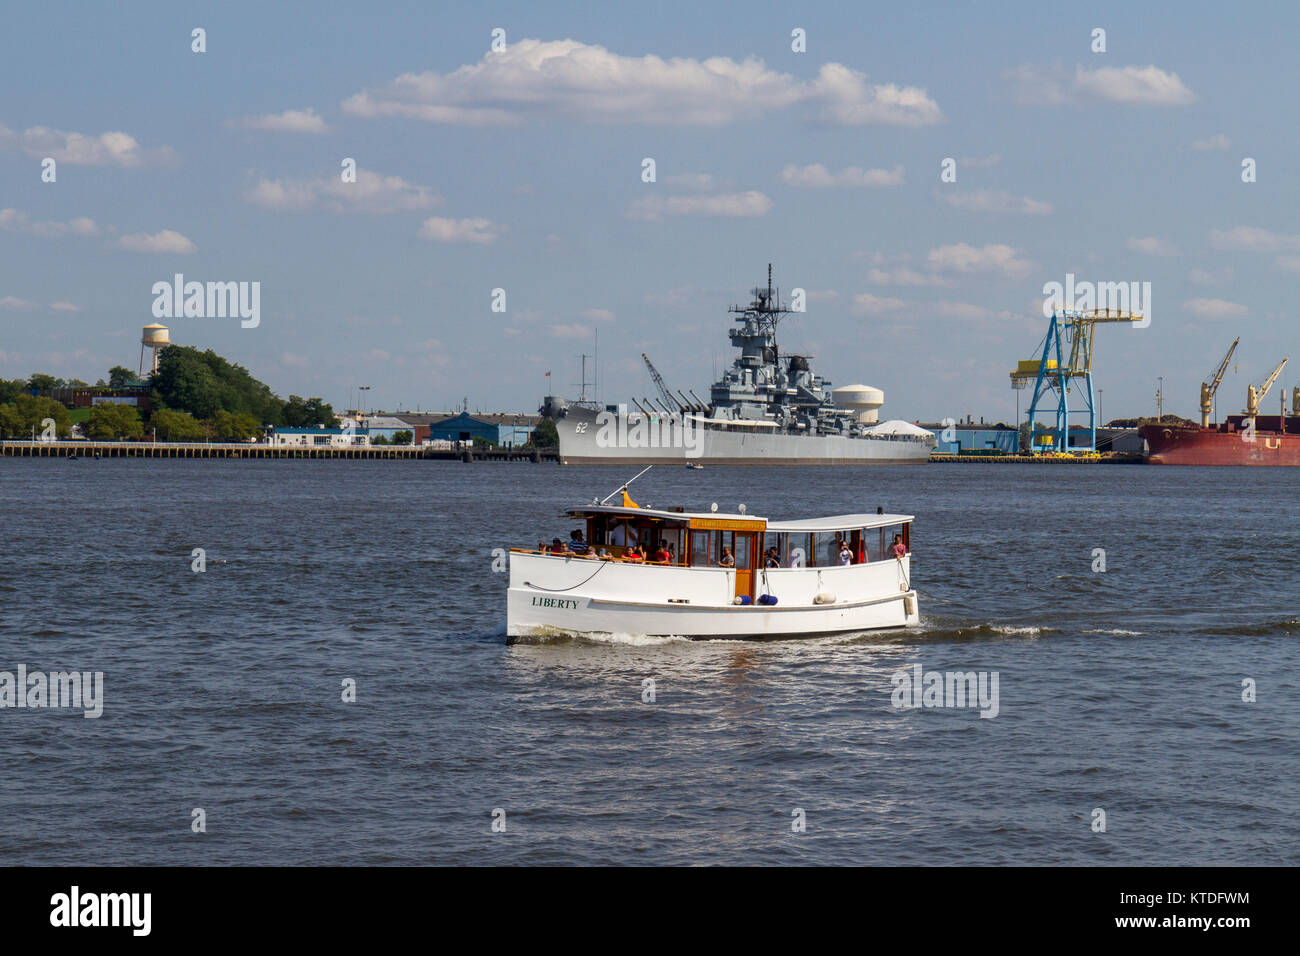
[766,513,913,533]
[567,504,912,531]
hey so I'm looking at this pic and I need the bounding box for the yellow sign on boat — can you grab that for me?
[689,517,765,531]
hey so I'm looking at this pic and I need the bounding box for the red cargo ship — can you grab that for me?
[1141,414,1300,465]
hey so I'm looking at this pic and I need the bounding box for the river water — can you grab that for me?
[0,460,1295,864]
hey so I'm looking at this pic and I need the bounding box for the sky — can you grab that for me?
[2,0,1298,424]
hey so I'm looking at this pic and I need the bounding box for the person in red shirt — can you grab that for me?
[891,534,906,559]
[654,543,670,563]
[622,545,645,562]
[547,537,568,555]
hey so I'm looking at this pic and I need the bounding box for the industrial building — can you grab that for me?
[423,412,538,446]
[924,419,1020,455]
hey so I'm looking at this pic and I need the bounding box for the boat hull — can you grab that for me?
[1140,422,1300,465]
[506,551,920,639]
[554,405,931,466]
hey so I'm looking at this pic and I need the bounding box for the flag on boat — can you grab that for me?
[621,489,640,508]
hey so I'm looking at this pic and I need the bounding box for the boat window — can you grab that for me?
[717,530,734,563]
[690,530,711,567]
[815,532,843,566]
[589,516,607,546]
[734,534,752,570]
[659,527,683,563]
[878,523,905,558]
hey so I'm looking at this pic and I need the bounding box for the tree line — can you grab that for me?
[0,346,337,440]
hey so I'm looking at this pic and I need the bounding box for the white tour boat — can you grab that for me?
[506,488,919,640]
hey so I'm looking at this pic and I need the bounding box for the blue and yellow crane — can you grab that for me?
[1010,308,1143,454]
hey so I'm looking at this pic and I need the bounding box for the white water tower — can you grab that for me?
[139,323,170,377]
[832,383,884,423]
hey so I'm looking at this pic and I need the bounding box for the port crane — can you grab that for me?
[1200,337,1239,428]
[1245,357,1289,416]
[1010,308,1143,454]
[641,352,704,415]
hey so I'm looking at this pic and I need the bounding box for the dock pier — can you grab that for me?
[1,440,559,461]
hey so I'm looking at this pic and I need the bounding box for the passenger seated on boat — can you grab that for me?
[569,530,590,554]
[654,543,670,563]
[891,534,906,559]
[609,523,638,547]
[547,538,568,554]
[717,546,735,567]
[839,542,853,566]
[764,548,780,569]
[622,545,645,562]
[666,542,677,564]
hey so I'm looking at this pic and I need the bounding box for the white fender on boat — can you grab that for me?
[813,592,837,605]
[903,594,916,616]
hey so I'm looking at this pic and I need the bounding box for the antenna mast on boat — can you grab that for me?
[599,465,654,504]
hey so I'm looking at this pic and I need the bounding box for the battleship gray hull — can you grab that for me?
[555,405,930,465]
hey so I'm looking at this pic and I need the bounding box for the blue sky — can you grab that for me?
[3,0,1298,423]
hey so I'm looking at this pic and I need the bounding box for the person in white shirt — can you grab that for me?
[838,542,853,566]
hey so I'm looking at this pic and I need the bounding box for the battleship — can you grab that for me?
[541,266,934,465]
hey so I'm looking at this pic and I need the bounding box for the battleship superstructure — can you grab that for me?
[542,266,933,465]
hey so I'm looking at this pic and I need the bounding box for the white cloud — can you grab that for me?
[281,352,311,368]
[49,301,81,311]
[1183,297,1247,318]
[664,173,715,191]
[1209,226,1300,252]
[241,108,330,134]
[851,292,906,316]
[1189,267,1233,285]
[246,169,440,213]
[417,216,504,244]
[1006,63,1195,106]
[937,188,1052,215]
[1274,256,1300,273]
[627,190,772,221]
[0,123,176,165]
[805,289,839,302]
[113,230,196,254]
[580,308,616,322]
[867,267,951,287]
[0,295,38,310]
[1185,133,1230,152]
[932,301,1005,321]
[780,163,904,188]
[550,323,593,339]
[1127,237,1177,256]
[0,208,99,238]
[341,39,942,127]
[926,242,1032,278]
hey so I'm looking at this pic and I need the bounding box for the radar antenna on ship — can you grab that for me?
[729,262,796,342]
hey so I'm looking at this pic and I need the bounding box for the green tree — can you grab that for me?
[527,418,558,447]
[86,403,142,440]
[108,366,135,388]
[370,434,391,445]
[14,395,71,437]
[283,395,337,428]
[153,345,284,425]
[208,410,261,440]
[0,403,24,438]
[0,379,28,404]
[391,429,413,445]
[27,373,63,392]
[149,408,206,441]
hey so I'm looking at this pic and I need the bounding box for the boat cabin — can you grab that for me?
[515,505,912,604]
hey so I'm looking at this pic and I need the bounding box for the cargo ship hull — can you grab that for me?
[1141,417,1300,465]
